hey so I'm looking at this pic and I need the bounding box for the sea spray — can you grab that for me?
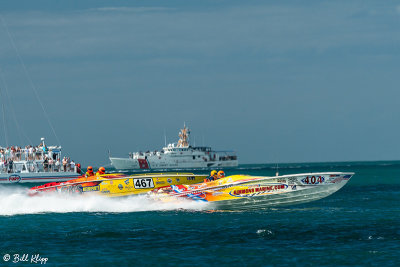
[0,186,209,216]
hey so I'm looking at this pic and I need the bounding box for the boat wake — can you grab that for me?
[0,186,210,216]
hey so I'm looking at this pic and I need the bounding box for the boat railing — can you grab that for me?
[0,151,57,162]
[0,161,81,174]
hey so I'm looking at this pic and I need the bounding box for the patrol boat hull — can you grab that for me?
[155,172,354,209]
[110,157,238,170]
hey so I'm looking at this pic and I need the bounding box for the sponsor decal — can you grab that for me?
[277,178,286,183]
[187,176,195,181]
[82,185,100,192]
[301,176,325,185]
[291,185,297,190]
[69,185,83,193]
[229,184,287,197]
[124,179,130,185]
[167,178,173,184]
[156,181,165,185]
[8,175,21,183]
[330,175,351,183]
[118,184,123,190]
[101,190,110,194]
[288,177,298,184]
[134,178,155,189]
[176,178,180,182]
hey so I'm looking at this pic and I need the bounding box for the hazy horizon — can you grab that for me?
[1,0,400,166]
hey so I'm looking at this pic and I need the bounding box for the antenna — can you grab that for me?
[275,163,279,176]
[164,129,167,146]
[0,86,8,147]
[0,15,61,145]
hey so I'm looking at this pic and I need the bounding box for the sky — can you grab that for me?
[0,0,400,166]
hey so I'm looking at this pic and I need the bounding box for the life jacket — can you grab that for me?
[96,171,105,176]
[85,171,94,177]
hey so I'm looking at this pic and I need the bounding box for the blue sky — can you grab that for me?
[0,0,400,165]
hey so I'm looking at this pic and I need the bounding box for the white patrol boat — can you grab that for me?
[0,138,81,184]
[109,125,238,170]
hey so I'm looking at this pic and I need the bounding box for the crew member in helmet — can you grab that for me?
[204,170,218,183]
[217,170,225,179]
[96,167,106,176]
[209,170,218,181]
[85,166,95,177]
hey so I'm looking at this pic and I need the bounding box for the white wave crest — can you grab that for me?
[0,186,209,216]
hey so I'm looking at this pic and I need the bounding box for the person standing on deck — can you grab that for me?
[62,157,67,172]
[76,163,82,174]
[70,160,75,172]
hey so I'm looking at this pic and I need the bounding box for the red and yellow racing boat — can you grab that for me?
[152,172,355,209]
[29,173,208,197]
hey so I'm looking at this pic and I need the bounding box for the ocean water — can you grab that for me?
[0,161,399,266]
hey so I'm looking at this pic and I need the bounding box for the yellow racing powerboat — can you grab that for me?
[29,173,208,197]
[151,172,355,209]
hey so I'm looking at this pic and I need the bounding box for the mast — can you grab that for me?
[164,129,167,147]
[0,86,8,147]
[0,15,61,145]
[177,124,190,147]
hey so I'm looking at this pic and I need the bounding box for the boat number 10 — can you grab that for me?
[133,178,155,189]
[301,176,325,185]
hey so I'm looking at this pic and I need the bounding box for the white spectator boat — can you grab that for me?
[0,138,81,184]
[110,125,238,170]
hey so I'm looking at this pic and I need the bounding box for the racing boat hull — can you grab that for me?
[157,172,354,209]
[29,173,208,197]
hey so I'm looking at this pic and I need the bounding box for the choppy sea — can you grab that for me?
[0,161,399,266]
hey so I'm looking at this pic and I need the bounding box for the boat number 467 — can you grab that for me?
[301,176,325,185]
[133,178,155,189]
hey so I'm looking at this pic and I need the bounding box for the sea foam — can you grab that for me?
[0,186,209,216]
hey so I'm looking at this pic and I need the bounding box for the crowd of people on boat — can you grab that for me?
[0,142,85,174]
[42,156,81,173]
[0,144,51,162]
[0,156,81,174]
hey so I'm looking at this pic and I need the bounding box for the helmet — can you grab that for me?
[77,163,81,167]
[99,167,105,173]
[218,170,225,178]
[211,170,217,176]
[87,166,93,171]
